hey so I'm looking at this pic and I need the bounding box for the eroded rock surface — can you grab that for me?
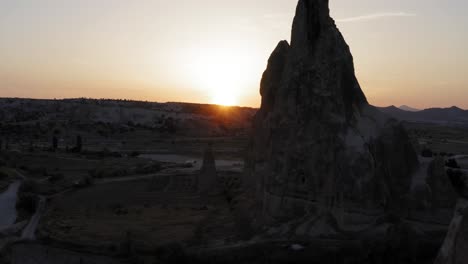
[244,0,419,230]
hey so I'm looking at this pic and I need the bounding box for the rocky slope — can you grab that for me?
[245,0,419,231]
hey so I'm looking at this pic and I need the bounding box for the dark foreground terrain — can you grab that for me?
[0,98,465,264]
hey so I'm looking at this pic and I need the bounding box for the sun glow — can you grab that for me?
[183,43,263,107]
[211,91,238,106]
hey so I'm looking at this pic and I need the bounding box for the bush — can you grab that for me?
[74,175,93,188]
[135,163,161,174]
[447,169,466,196]
[154,243,189,264]
[16,193,38,214]
[446,159,460,169]
[421,148,433,158]
[29,166,48,176]
[48,172,64,183]
[129,151,140,157]
[19,180,39,193]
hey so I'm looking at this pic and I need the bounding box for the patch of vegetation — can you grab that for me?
[110,203,128,215]
[89,167,128,178]
[24,166,49,177]
[19,179,39,194]
[48,172,64,183]
[0,170,8,180]
[446,159,460,169]
[421,148,433,158]
[447,169,466,196]
[74,175,93,188]
[134,162,162,174]
[129,151,140,157]
[16,192,38,215]
[154,243,189,264]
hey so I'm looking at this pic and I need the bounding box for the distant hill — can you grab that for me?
[399,105,421,112]
[0,98,258,137]
[379,105,468,126]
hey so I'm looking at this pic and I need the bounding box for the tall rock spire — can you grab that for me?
[290,0,332,49]
[245,0,418,231]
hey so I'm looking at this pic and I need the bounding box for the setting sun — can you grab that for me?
[181,42,264,107]
[212,91,238,106]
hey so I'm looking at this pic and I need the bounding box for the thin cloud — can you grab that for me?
[337,12,417,23]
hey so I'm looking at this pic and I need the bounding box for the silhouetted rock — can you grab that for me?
[435,171,468,264]
[198,144,219,195]
[448,169,468,199]
[426,157,457,209]
[244,0,419,232]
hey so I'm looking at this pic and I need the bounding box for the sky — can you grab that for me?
[0,0,467,109]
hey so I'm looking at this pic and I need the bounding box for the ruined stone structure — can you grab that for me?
[244,0,419,227]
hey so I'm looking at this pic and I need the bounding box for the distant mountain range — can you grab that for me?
[378,105,468,126]
[398,105,421,112]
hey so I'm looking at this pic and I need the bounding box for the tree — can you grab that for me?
[163,117,177,134]
[446,159,460,169]
[421,148,433,158]
[76,135,82,152]
[52,136,58,151]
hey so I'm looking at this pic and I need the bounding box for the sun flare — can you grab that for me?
[184,44,263,107]
[212,92,238,106]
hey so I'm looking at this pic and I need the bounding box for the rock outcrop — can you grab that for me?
[435,170,468,264]
[244,0,419,230]
[426,157,457,209]
[198,144,219,195]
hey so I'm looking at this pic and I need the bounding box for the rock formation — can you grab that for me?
[435,170,468,264]
[426,157,457,209]
[198,144,219,195]
[244,0,419,229]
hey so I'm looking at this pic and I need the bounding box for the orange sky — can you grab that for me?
[1,0,467,109]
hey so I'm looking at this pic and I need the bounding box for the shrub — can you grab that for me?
[447,169,465,195]
[74,175,93,188]
[129,151,140,157]
[0,170,8,179]
[16,193,38,214]
[135,163,161,174]
[48,172,64,183]
[154,243,189,264]
[29,166,48,176]
[446,159,460,169]
[52,136,58,151]
[19,180,39,194]
[421,148,433,158]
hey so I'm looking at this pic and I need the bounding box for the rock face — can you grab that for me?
[245,0,419,227]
